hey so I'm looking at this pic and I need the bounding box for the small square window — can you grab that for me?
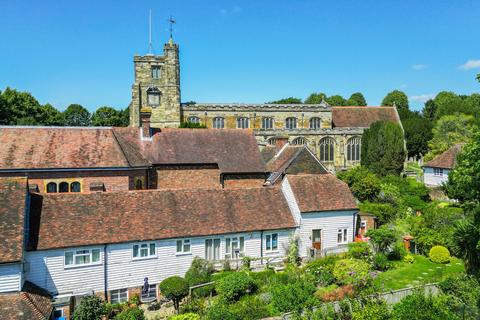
[151,66,161,79]
[133,243,156,259]
[176,239,191,254]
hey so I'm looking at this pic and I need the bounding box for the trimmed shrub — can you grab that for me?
[228,295,271,320]
[204,302,236,320]
[392,292,460,319]
[373,253,392,271]
[270,280,317,313]
[429,245,451,264]
[347,242,373,261]
[333,258,371,286]
[169,313,201,320]
[73,295,106,320]
[159,276,189,311]
[215,272,255,302]
[366,227,397,254]
[404,254,415,264]
[352,298,390,320]
[114,306,145,320]
[179,298,206,315]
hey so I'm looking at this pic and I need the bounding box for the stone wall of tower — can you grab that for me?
[130,42,181,128]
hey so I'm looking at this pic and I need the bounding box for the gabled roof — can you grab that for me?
[332,106,400,128]
[0,177,27,264]
[263,144,328,184]
[114,128,266,174]
[287,174,357,212]
[425,144,464,169]
[0,282,53,320]
[0,126,149,170]
[28,187,295,251]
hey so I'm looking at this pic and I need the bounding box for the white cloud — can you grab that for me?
[458,59,480,70]
[409,93,435,103]
[220,6,242,16]
[412,64,427,70]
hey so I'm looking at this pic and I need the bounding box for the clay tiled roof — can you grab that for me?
[28,187,295,250]
[425,144,464,169]
[332,107,400,128]
[0,177,27,264]
[0,282,53,320]
[114,128,266,174]
[287,174,357,212]
[0,126,148,170]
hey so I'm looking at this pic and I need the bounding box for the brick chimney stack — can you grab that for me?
[140,109,152,139]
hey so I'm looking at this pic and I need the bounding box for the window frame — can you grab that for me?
[285,117,297,130]
[225,236,245,259]
[205,238,221,261]
[265,233,279,253]
[236,117,249,129]
[132,242,157,260]
[337,228,348,245]
[110,288,129,304]
[261,117,274,130]
[212,117,225,129]
[141,283,157,303]
[309,117,321,129]
[319,137,335,162]
[187,116,201,124]
[151,66,161,79]
[46,182,57,193]
[64,248,102,268]
[433,168,443,176]
[176,239,192,255]
[291,137,306,145]
[346,137,361,162]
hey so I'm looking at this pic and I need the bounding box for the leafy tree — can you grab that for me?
[304,92,326,104]
[0,87,44,125]
[63,104,91,126]
[337,166,381,201]
[381,90,409,112]
[184,257,214,297]
[215,272,255,302]
[392,292,460,319]
[433,91,470,119]
[425,113,477,161]
[179,121,207,128]
[268,97,302,104]
[445,133,480,204]
[347,92,367,106]
[366,226,397,254]
[72,295,106,320]
[361,121,406,176]
[477,73,480,82]
[401,111,433,158]
[159,276,189,312]
[326,94,347,106]
[452,211,480,277]
[40,103,65,125]
[120,106,130,126]
[422,99,437,120]
[91,106,124,126]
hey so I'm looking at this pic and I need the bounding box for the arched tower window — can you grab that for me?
[187,116,200,124]
[291,137,306,145]
[267,137,277,145]
[309,117,321,129]
[46,182,57,193]
[262,117,274,130]
[319,137,335,162]
[70,182,81,193]
[236,117,249,129]
[59,182,69,193]
[285,117,297,130]
[347,137,361,161]
[212,117,225,129]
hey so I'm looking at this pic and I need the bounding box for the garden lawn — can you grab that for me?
[374,255,464,291]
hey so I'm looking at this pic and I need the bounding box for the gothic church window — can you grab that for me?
[59,182,69,193]
[292,137,306,145]
[267,137,277,145]
[262,117,274,130]
[151,66,161,79]
[319,137,335,162]
[285,117,297,130]
[187,116,200,124]
[46,182,57,193]
[70,182,81,193]
[309,117,321,129]
[236,117,249,129]
[347,137,361,161]
[212,117,225,129]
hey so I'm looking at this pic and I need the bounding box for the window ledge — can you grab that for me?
[265,250,280,254]
[132,256,158,261]
[175,252,192,256]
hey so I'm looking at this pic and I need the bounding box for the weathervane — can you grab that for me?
[168,15,176,40]
[148,9,154,54]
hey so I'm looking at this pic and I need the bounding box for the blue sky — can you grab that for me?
[1,0,479,112]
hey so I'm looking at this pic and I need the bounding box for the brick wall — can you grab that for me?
[0,169,148,193]
[359,214,376,235]
[156,165,221,189]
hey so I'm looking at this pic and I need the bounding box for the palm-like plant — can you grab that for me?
[452,209,480,277]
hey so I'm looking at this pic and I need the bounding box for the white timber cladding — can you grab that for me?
[0,263,22,293]
[423,167,450,187]
[25,230,292,296]
[281,176,356,258]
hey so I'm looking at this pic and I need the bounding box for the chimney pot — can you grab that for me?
[140,109,152,138]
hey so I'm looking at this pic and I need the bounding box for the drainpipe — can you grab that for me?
[104,245,108,302]
[260,231,264,265]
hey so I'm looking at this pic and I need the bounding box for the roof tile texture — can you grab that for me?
[287,174,357,212]
[332,107,399,128]
[0,282,53,320]
[29,187,295,250]
[425,144,463,169]
[0,177,27,263]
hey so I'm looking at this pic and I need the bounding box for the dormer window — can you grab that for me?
[147,86,161,106]
[151,66,161,79]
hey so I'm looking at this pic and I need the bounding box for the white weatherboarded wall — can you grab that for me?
[0,263,22,293]
[25,230,292,296]
[423,167,450,187]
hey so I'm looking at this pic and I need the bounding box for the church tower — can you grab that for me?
[130,40,181,128]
